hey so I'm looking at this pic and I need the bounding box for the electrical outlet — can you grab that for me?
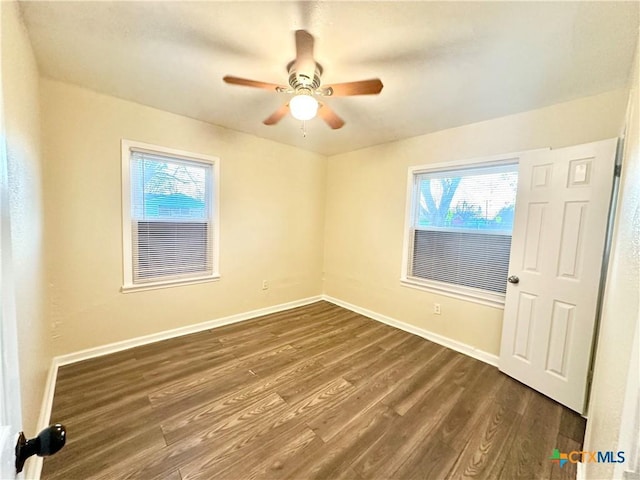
[434,303,441,315]
[262,280,269,290]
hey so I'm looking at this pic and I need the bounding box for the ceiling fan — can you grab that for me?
[223,30,383,130]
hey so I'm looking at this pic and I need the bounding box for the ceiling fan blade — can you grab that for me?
[318,103,345,129]
[223,76,285,92]
[322,79,384,96]
[263,103,290,125]
[295,30,316,80]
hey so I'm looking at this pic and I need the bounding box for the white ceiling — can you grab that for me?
[20,1,639,156]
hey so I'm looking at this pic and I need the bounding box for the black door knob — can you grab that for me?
[15,423,66,473]
[507,275,520,284]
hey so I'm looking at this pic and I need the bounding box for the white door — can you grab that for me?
[499,138,617,414]
[0,48,23,478]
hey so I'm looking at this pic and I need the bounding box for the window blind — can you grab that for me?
[411,230,512,293]
[130,150,213,284]
[408,162,518,296]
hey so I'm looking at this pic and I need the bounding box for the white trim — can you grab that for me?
[23,363,58,480]
[400,164,416,281]
[400,278,505,309]
[120,139,221,290]
[54,296,322,366]
[35,365,57,435]
[121,140,221,172]
[0,427,10,479]
[577,461,585,480]
[407,148,549,175]
[120,274,220,293]
[322,295,499,367]
[50,292,498,370]
[121,140,133,289]
[409,155,521,177]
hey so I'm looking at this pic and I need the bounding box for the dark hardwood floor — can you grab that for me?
[42,301,585,479]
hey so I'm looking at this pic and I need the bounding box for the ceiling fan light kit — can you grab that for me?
[289,93,319,121]
[223,29,383,132]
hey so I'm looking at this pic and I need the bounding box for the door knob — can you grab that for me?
[15,423,66,473]
[507,275,520,284]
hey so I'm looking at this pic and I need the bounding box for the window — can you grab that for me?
[121,140,219,291]
[402,158,519,306]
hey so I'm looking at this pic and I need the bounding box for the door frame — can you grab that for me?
[583,138,623,413]
[0,7,24,472]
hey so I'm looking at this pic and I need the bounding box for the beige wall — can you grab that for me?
[323,89,628,356]
[41,79,326,356]
[584,32,639,480]
[1,1,51,434]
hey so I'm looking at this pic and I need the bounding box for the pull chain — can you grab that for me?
[301,120,307,137]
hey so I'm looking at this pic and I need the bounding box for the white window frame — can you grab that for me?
[121,139,220,292]
[400,151,525,308]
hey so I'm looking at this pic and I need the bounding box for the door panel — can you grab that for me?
[522,202,547,272]
[513,292,536,362]
[546,300,574,378]
[557,201,587,278]
[499,138,617,413]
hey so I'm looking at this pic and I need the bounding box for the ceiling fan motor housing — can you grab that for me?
[286,60,323,91]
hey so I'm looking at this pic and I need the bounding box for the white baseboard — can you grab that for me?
[322,295,499,367]
[23,361,58,480]
[47,292,497,372]
[54,295,322,367]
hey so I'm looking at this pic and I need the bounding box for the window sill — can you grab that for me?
[121,274,221,293]
[400,277,505,309]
